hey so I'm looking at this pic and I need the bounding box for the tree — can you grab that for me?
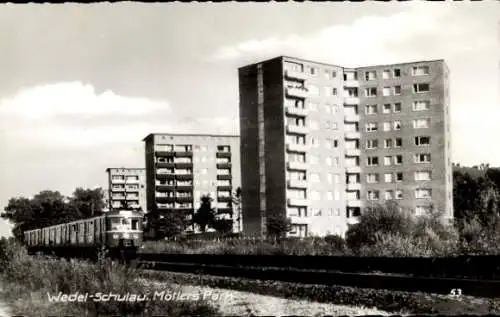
[69,187,105,218]
[266,213,292,239]
[152,211,189,239]
[193,195,216,232]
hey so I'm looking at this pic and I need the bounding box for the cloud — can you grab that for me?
[0,81,239,149]
[0,81,168,119]
[210,2,492,66]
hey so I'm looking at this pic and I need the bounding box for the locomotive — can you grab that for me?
[23,209,144,260]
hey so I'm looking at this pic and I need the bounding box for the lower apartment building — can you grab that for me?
[238,56,453,238]
[105,168,147,212]
[143,133,241,234]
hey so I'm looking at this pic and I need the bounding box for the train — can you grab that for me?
[23,209,144,260]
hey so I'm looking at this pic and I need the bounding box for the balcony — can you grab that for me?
[176,174,193,180]
[216,162,232,169]
[344,114,360,122]
[111,196,126,201]
[285,69,308,81]
[174,151,193,157]
[216,152,231,158]
[176,206,194,212]
[126,195,139,200]
[344,97,360,105]
[156,162,174,168]
[344,80,360,88]
[155,151,175,157]
[344,131,361,139]
[346,166,361,173]
[289,216,312,224]
[110,187,125,192]
[216,174,232,181]
[217,196,232,203]
[345,148,361,156]
[156,184,175,191]
[157,204,174,210]
[217,185,232,191]
[286,143,308,153]
[175,162,193,169]
[287,198,309,207]
[286,124,309,135]
[286,86,308,99]
[287,161,308,171]
[287,179,308,189]
[346,183,362,191]
[347,216,360,225]
[176,196,193,203]
[156,196,175,203]
[285,106,308,117]
[176,184,193,191]
[346,200,362,208]
[156,173,175,180]
[125,186,139,192]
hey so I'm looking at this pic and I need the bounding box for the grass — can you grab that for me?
[0,241,221,317]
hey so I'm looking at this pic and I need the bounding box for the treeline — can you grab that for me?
[1,188,106,241]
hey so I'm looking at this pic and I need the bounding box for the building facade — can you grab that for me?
[105,168,147,212]
[143,133,242,233]
[238,56,453,238]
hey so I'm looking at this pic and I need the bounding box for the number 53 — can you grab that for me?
[450,288,462,297]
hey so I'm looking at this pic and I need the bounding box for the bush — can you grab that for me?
[0,241,221,316]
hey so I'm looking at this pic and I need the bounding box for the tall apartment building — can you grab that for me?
[238,56,453,238]
[105,168,147,212]
[143,133,241,233]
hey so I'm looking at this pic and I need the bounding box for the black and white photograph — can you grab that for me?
[0,1,499,316]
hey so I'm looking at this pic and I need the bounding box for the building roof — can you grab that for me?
[142,133,240,142]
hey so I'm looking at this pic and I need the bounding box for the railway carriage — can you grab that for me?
[23,209,144,260]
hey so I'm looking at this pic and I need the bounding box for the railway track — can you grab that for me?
[136,255,500,298]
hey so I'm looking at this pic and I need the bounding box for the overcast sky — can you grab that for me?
[0,2,498,236]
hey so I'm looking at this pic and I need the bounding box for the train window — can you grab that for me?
[131,219,139,230]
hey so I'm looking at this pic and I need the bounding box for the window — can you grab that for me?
[415,136,431,146]
[334,174,340,184]
[326,191,333,201]
[366,173,379,184]
[310,173,320,183]
[308,85,320,96]
[393,103,402,113]
[415,171,432,181]
[382,87,391,96]
[365,104,378,115]
[384,156,392,166]
[367,156,379,166]
[365,87,377,97]
[412,100,430,111]
[311,137,319,148]
[395,190,403,200]
[324,104,332,113]
[393,86,401,95]
[384,173,393,183]
[332,88,337,96]
[325,156,332,166]
[366,139,378,149]
[334,191,340,200]
[309,102,318,111]
[413,118,431,129]
[383,104,391,114]
[333,138,339,148]
[327,173,333,184]
[414,153,431,163]
[309,120,319,130]
[365,71,377,81]
[395,155,403,165]
[367,190,380,200]
[332,71,337,78]
[384,190,394,200]
[415,189,432,199]
[365,123,378,132]
[415,205,431,215]
[382,70,391,79]
[324,87,332,97]
[393,120,401,130]
[309,155,319,165]
[384,139,393,148]
[412,66,430,76]
[393,69,401,77]
[413,83,430,93]
[395,138,403,148]
[324,69,331,79]
[309,67,317,76]
[396,172,403,182]
[383,122,391,131]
